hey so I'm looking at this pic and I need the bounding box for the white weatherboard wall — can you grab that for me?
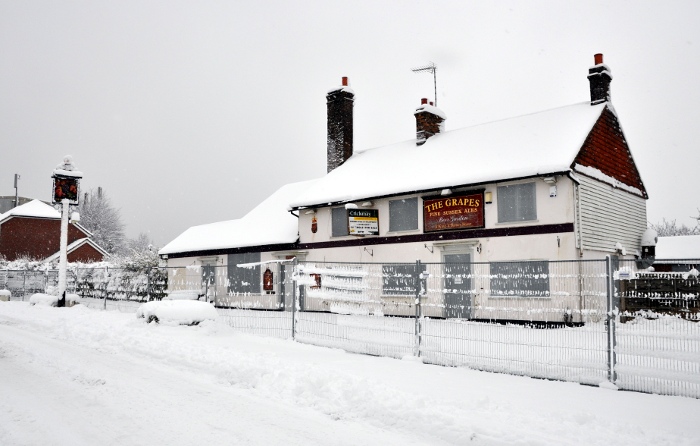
[577,174,647,255]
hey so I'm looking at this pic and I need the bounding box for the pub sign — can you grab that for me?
[423,192,484,232]
[52,176,80,205]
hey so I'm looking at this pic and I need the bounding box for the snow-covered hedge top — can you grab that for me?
[290,102,606,208]
[159,179,317,255]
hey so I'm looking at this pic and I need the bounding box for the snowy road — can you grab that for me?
[1,302,699,445]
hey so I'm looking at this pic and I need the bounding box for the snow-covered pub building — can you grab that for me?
[160,54,648,320]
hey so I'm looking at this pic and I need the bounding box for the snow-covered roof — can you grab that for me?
[0,199,60,223]
[0,199,92,236]
[159,179,317,256]
[290,102,607,208]
[655,235,700,262]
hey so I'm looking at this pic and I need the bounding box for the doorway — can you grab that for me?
[443,253,472,319]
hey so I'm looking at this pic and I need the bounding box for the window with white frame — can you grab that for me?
[490,260,550,298]
[331,207,348,237]
[389,197,418,232]
[497,182,537,222]
[227,252,261,294]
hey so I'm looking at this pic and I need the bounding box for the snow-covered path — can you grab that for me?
[1,302,699,445]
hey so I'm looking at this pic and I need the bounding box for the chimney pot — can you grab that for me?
[594,53,603,65]
[421,98,428,105]
[342,76,348,86]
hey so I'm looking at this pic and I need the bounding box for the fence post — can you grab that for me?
[605,256,618,383]
[23,270,28,301]
[414,260,423,357]
[291,258,298,340]
[103,266,108,310]
[147,267,151,301]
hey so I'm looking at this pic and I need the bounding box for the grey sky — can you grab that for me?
[1,1,699,247]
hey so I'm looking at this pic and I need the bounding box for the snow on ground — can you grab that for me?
[1,302,698,446]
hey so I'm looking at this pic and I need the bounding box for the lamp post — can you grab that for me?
[51,155,82,307]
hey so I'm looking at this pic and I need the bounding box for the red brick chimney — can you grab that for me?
[414,98,446,145]
[327,77,354,173]
[588,53,612,105]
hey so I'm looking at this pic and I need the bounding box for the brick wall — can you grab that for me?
[572,107,647,198]
[0,217,90,261]
[67,242,104,263]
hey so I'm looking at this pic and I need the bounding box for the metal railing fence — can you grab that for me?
[4,257,699,398]
[0,266,167,302]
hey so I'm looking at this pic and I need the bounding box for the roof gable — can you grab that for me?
[43,237,109,263]
[572,107,647,198]
[290,102,607,208]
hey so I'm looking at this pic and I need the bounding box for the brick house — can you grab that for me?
[0,200,107,262]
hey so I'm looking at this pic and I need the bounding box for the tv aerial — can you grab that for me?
[411,62,438,107]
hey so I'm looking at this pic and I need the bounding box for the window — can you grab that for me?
[497,182,537,222]
[382,263,425,296]
[227,252,261,294]
[389,197,418,232]
[331,207,348,237]
[490,261,550,298]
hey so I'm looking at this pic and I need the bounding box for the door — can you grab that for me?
[202,264,216,302]
[444,253,472,319]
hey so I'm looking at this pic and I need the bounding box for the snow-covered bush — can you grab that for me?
[29,293,81,307]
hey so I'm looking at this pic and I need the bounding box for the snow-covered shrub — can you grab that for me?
[29,293,81,307]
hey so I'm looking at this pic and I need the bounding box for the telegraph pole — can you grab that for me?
[13,174,20,208]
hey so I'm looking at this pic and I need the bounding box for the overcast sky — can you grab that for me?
[1,1,699,247]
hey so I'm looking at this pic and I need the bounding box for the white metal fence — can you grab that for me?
[5,257,699,398]
[0,266,167,302]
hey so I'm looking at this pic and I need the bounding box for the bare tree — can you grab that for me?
[77,187,125,254]
[650,214,700,237]
[125,232,154,254]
